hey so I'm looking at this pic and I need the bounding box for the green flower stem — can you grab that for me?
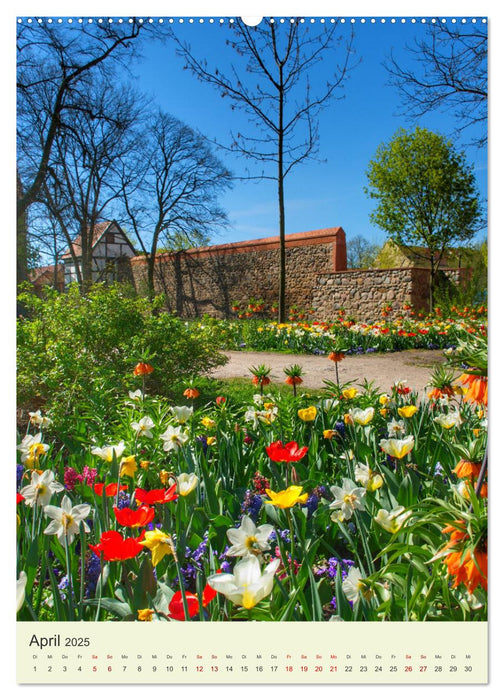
[79,524,86,620]
[173,553,191,622]
[354,511,375,575]
[64,534,75,621]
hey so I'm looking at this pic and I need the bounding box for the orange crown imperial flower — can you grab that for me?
[458,373,488,407]
[133,362,154,376]
[183,387,200,399]
[328,351,345,363]
[285,375,303,386]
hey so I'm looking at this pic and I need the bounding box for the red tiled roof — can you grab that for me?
[28,263,64,283]
[61,221,115,259]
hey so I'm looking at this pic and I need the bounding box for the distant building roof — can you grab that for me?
[61,220,134,259]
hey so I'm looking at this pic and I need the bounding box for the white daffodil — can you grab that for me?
[171,406,193,424]
[207,555,280,609]
[91,440,126,462]
[342,566,370,604]
[17,571,27,613]
[328,478,366,521]
[160,425,189,452]
[176,472,199,496]
[379,435,415,460]
[374,506,411,534]
[28,410,52,428]
[43,495,91,546]
[126,389,143,406]
[131,416,155,438]
[225,516,275,557]
[387,418,406,438]
[354,462,383,491]
[434,410,463,429]
[347,407,375,426]
[19,470,64,508]
[17,432,50,467]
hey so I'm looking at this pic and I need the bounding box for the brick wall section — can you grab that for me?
[312,267,469,321]
[130,227,347,318]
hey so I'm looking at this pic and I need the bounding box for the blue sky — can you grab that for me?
[132,16,488,247]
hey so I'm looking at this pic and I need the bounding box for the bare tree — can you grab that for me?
[119,111,232,300]
[16,18,149,286]
[173,18,356,322]
[385,21,487,148]
[40,84,142,291]
[346,235,380,269]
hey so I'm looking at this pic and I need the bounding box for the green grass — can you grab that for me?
[195,376,326,407]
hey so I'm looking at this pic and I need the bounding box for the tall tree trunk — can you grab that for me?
[16,174,29,291]
[429,253,435,312]
[277,78,286,324]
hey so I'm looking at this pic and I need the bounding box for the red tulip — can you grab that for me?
[265,440,308,463]
[93,483,128,497]
[113,505,155,528]
[89,530,145,562]
[168,582,218,620]
[134,484,179,505]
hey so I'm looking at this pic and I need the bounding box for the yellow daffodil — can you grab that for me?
[397,405,418,419]
[137,608,154,621]
[207,436,217,446]
[379,394,390,406]
[140,529,175,567]
[159,470,172,485]
[298,406,317,422]
[379,408,388,417]
[264,485,309,509]
[140,460,150,470]
[323,429,337,439]
[120,455,138,478]
[342,388,358,400]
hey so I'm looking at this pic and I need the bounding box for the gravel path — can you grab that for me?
[210,348,445,395]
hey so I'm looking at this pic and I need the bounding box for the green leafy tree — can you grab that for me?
[365,127,484,309]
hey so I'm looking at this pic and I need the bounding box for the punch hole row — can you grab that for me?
[17,17,487,25]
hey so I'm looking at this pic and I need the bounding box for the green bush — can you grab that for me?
[17,283,227,433]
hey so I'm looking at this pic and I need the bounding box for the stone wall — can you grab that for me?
[128,226,469,320]
[130,227,347,318]
[312,267,470,321]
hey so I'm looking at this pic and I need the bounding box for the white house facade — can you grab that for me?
[62,221,136,288]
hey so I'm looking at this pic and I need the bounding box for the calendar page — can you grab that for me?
[15,3,489,688]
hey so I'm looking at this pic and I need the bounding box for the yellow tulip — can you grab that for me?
[379,436,415,459]
[397,405,418,419]
[264,485,309,509]
[298,406,317,422]
[342,388,358,400]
